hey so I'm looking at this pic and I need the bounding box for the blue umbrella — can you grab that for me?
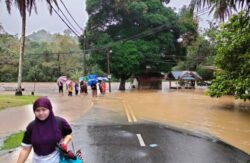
[88,79,97,86]
[87,74,97,86]
[88,74,97,79]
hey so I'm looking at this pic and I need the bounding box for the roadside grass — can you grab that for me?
[0,95,38,111]
[1,131,24,150]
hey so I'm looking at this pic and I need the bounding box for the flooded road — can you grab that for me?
[94,88,250,154]
[0,82,250,161]
[72,106,250,163]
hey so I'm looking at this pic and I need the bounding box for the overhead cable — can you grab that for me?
[56,3,81,35]
[82,23,172,52]
[50,4,80,37]
[60,0,84,31]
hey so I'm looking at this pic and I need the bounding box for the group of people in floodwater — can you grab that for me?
[58,80,106,97]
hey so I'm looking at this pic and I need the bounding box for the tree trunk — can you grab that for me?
[16,6,26,96]
[119,78,126,91]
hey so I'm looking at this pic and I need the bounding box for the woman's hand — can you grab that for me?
[62,134,72,145]
[16,146,32,163]
[59,143,68,152]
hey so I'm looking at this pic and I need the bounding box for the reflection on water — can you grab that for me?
[108,88,250,154]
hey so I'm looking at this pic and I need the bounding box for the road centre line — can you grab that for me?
[126,102,137,122]
[136,134,146,147]
[123,101,132,122]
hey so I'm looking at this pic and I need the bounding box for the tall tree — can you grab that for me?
[2,0,58,95]
[82,0,197,90]
[191,0,250,21]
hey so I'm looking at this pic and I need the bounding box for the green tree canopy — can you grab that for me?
[82,0,198,90]
[0,33,19,81]
[0,29,83,82]
[208,12,250,100]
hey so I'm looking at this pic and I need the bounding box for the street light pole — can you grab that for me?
[107,50,112,92]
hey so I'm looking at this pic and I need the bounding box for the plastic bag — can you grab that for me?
[59,153,83,163]
[57,143,84,163]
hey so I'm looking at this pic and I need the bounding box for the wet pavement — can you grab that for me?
[73,106,250,163]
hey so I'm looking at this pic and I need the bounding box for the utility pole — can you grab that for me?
[83,30,87,76]
[107,50,112,92]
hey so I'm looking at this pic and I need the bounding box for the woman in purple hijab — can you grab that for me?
[17,97,72,163]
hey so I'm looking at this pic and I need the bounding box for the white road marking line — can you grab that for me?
[127,103,137,122]
[123,101,132,122]
[136,134,146,147]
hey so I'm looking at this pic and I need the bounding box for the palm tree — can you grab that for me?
[191,0,249,21]
[3,0,58,95]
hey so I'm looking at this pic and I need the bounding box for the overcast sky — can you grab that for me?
[0,0,210,35]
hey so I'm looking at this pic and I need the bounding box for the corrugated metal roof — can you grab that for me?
[168,71,202,80]
[171,71,182,79]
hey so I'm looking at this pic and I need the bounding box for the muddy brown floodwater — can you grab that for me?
[99,89,250,154]
[1,82,250,154]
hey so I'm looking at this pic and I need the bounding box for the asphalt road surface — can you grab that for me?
[72,107,250,163]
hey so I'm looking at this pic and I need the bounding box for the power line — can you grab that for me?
[121,24,171,43]
[24,51,83,56]
[82,23,173,53]
[22,51,178,65]
[50,4,80,37]
[59,0,84,31]
[56,3,81,35]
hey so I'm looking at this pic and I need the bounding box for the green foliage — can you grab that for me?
[0,30,83,82]
[0,34,19,81]
[172,61,186,71]
[26,66,42,81]
[111,41,142,79]
[70,69,82,81]
[1,131,24,150]
[208,12,250,100]
[82,0,198,85]
[173,33,216,80]
[196,66,214,80]
[193,0,249,21]
[186,36,216,70]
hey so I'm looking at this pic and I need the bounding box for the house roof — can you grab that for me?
[167,71,202,80]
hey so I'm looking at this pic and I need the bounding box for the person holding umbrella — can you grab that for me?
[58,81,63,95]
[98,80,103,94]
[88,74,98,97]
[67,82,73,96]
[57,76,67,95]
[83,81,88,94]
[91,82,97,97]
[101,80,106,95]
[74,81,79,96]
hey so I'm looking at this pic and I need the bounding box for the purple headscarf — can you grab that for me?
[31,97,62,156]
